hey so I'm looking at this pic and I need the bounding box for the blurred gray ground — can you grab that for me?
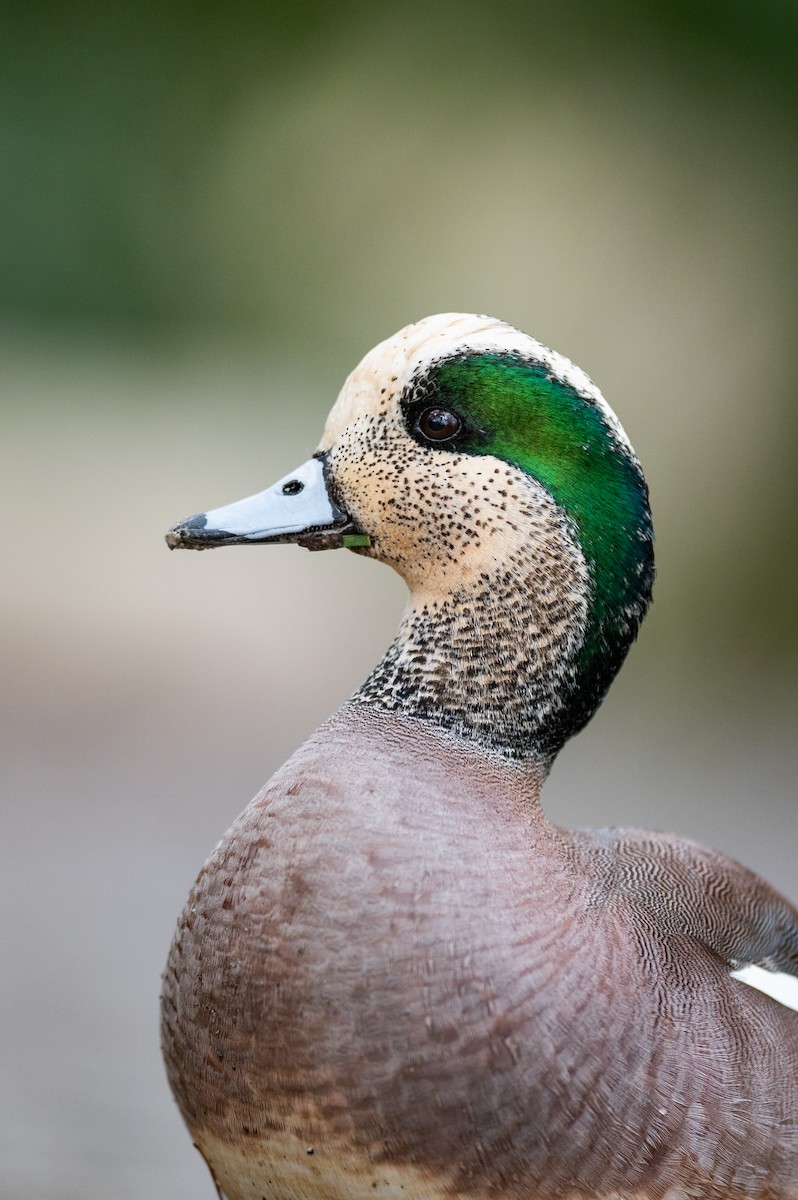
[2,2,797,1197]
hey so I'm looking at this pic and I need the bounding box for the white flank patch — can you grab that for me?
[730,963,798,1012]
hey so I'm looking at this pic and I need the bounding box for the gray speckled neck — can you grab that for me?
[353,530,588,764]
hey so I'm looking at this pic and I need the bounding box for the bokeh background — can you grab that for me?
[2,3,796,1197]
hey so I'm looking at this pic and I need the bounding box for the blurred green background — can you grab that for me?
[2,3,797,1197]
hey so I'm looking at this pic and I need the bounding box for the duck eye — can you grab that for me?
[415,406,462,443]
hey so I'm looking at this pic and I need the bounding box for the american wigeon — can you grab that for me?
[162,314,798,1200]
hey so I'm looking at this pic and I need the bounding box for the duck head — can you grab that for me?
[167,313,654,764]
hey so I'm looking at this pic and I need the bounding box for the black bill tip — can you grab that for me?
[165,513,224,550]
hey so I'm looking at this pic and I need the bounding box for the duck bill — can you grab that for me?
[165,454,366,552]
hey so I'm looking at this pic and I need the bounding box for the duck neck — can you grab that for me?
[353,548,589,766]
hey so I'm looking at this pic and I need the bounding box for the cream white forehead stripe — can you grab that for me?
[324,313,635,457]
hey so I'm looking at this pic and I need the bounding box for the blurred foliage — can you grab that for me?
[3,0,798,338]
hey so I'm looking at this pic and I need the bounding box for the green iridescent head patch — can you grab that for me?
[404,352,654,750]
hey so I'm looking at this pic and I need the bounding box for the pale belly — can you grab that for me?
[196,1128,464,1200]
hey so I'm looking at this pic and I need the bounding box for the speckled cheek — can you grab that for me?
[324,414,434,571]
[325,412,574,598]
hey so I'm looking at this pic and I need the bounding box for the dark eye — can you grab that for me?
[415,406,462,443]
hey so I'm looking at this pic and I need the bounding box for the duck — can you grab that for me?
[161,313,798,1200]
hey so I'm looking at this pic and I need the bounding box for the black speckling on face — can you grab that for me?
[322,334,650,764]
[329,406,589,761]
[398,351,654,741]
